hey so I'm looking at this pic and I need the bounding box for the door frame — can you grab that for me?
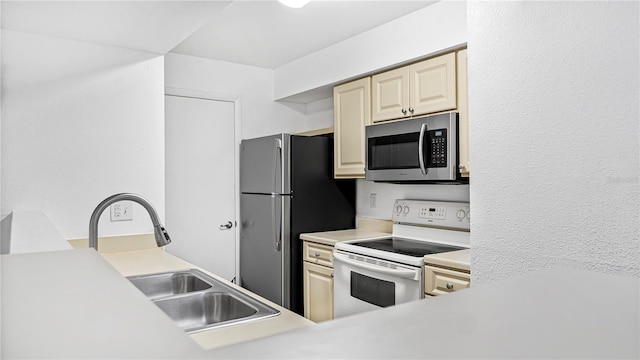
[164,86,242,282]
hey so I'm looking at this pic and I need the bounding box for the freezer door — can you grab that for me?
[239,193,285,307]
[240,134,290,194]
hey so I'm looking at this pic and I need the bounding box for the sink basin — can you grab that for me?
[128,270,212,300]
[127,269,279,333]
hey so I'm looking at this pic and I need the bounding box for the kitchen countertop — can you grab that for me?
[208,268,640,359]
[300,228,391,247]
[3,248,638,358]
[100,248,313,350]
[1,248,311,358]
[424,248,470,271]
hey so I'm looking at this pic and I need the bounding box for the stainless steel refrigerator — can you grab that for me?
[239,134,355,315]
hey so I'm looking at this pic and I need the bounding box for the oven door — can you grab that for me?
[333,250,423,319]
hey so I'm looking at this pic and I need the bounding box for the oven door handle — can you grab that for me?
[333,252,420,280]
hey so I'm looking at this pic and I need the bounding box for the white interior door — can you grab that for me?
[165,94,236,281]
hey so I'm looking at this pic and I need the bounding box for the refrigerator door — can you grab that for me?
[286,135,356,314]
[240,134,290,194]
[239,192,290,308]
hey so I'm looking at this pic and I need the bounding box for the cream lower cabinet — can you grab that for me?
[424,264,470,296]
[302,241,335,322]
[333,77,371,179]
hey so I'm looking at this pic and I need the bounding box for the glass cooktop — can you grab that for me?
[351,237,465,258]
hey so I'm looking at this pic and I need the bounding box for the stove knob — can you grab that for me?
[395,205,403,215]
[403,206,410,214]
[456,209,466,220]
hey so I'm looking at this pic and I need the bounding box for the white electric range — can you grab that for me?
[333,199,470,318]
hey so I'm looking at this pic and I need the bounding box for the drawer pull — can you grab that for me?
[314,252,320,257]
[446,282,454,290]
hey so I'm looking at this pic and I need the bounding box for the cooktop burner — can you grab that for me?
[350,237,466,258]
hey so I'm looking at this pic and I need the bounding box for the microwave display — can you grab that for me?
[367,132,420,170]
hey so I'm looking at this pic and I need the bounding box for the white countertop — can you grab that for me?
[3,248,638,359]
[208,268,640,359]
[424,248,471,271]
[1,248,312,358]
[1,249,205,359]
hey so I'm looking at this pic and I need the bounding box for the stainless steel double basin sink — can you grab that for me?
[127,269,279,333]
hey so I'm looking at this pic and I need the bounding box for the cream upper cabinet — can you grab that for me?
[456,49,470,178]
[333,77,371,178]
[371,67,409,123]
[372,52,457,123]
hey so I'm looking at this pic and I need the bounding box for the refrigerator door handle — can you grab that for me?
[273,138,282,194]
[272,138,282,252]
[271,194,281,252]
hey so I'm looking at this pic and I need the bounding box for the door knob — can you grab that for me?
[219,221,233,230]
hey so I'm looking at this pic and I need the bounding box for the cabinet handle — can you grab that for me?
[408,107,414,113]
[401,108,407,115]
[314,252,320,257]
[446,282,454,290]
[458,163,466,170]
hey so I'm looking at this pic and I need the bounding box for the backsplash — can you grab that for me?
[355,180,470,220]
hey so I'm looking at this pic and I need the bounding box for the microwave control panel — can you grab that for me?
[392,199,470,230]
[428,129,447,167]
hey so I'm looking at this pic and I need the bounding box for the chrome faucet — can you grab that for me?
[88,193,171,250]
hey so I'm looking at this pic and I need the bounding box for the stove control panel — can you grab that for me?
[392,199,470,230]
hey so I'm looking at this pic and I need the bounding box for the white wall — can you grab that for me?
[1,30,165,240]
[164,53,332,140]
[467,1,640,284]
[274,0,467,102]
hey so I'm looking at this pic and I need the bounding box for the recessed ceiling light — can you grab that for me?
[278,0,311,9]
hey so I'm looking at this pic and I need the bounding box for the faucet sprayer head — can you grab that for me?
[154,225,172,247]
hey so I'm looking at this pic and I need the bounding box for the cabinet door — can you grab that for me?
[371,67,410,123]
[409,52,457,116]
[333,78,371,178]
[303,262,334,323]
[456,49,470,178]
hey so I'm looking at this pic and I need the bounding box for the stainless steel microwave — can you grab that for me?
[365,112,463,183]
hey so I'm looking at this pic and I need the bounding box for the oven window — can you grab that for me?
[368,132,420,170]
[350,272,395,308]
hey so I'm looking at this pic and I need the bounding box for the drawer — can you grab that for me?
[303,241,334,268]
[424,265,470,296]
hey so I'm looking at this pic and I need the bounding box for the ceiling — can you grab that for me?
[1,0,437,69]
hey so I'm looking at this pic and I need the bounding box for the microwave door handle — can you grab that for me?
[418,123,428,175]
[334,252,419,280]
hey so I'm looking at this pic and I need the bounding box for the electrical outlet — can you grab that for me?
[110,201,133,221]
[369,193,377,208]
